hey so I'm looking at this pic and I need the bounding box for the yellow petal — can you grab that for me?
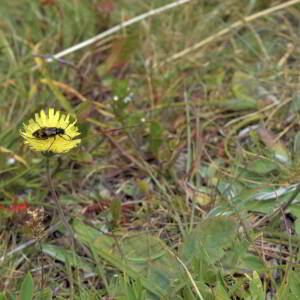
[20,108,81,153]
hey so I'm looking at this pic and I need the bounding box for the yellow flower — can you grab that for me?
[20,108,81,153]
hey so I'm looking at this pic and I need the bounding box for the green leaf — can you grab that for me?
[240,255,264,271]
[19,272,33,300]
[73,220,185,298]
[288,270,300,299]
[215,281,231,300]
[249,271,265,300]
[180,216,238,266]
[247,158,278,174]
[41,244,94,273]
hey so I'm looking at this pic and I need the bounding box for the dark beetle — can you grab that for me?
[32,127,71,140]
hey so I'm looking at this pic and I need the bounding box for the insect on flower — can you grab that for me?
[32,124,73,151]
[20,108,81,153]
[32,126,72,140]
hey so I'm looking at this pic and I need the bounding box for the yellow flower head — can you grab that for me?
[20,108,81,153]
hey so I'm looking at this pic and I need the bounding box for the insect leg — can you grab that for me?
[59,134,72,141]
[47,136,56,152]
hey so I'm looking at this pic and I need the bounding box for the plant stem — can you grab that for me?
[46,157,75,299]
[46,158,74,239]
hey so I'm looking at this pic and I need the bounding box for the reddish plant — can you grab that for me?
[0,200,28,213]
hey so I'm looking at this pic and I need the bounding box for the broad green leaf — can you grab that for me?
[215,281,231,300]
[41,244,94,273]
[247,158,278,174]
[288,271,300,299]
[239,255,264,271]
[73,220,185,298]
[19,272,33,300]
[249,271,264,300]
[210,184,300,216]
[221,239,249,270]
[180,217,238,266]
[219,239,264,273]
